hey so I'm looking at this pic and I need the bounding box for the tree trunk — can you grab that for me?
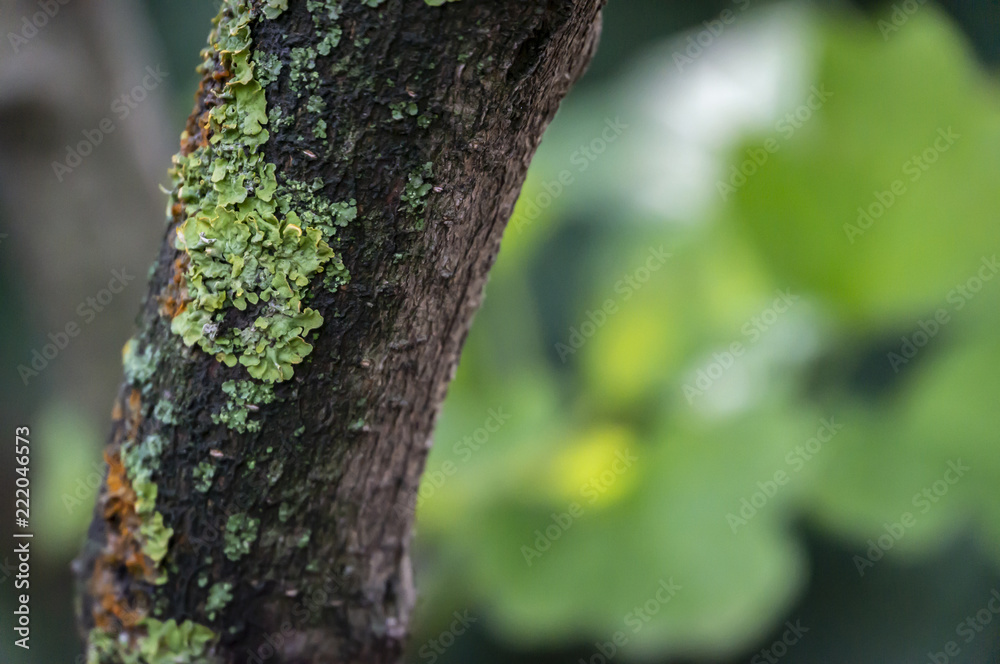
[74,0,604,662]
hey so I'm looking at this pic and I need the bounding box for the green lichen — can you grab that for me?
[424,0,461,5]
[280,178,353,289]
[121,432,173,576]
[141,619,215,663]
[297,529,311,548]
[153,399,177,425]
[193,461,216,492]
[253,50,282,87]
[132,476,158,516]
[88,618,216,664]
[224,513,259,561]
[267,104,292,131]
[262,0,288,19]
[279,501,292,523]
[388,101,418,121]
[317,26,342,56]
[140,513,174,569]
[122,338,159,391]
[306,95,325,115]
[212,379,275,433]
[288,46,320,93]
[169,2,342,383]
[400,161,434,230]
[205,582,234,620]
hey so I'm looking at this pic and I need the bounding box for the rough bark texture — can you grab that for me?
[74,0,604,662]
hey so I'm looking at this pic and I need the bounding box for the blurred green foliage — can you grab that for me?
[409,4,1000,660]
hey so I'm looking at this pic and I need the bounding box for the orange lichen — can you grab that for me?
[158,255,191,319]
[88,389,161,634]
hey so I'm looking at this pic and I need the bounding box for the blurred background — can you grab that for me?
[2,0,1000,662]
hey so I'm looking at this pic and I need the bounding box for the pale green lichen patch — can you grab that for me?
[153,399,177,425]
[389,101,419,121]
[168,1,345,383]
[288,46,321,93]
[424,0,461,5]
[212,379,275,433]
[121,432,173,576]
[140,513,174,568]
[262,0,288,19]
[317,26,342,56]
[224,513,260,561]
[193,461,216,492]
[122,338,159,391]
[86,619,216,664]
[205,582,234,621]
[400,162,434,229]
[254,51,283,87]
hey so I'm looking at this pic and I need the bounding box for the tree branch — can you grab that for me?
[75,0,604,661]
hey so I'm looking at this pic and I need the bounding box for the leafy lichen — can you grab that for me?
[262,0,288,19]
[211,379,275,433]
[224,513,260,561]
[122,338,159,392]
[205,582,234,621]
[121,432,173,578]
[388,101,418,121]
[168,0,345,383]
[253,50,283,87]
[400,162,434,229]
[86,619,216,664]
[153,399,177,425]
[193,460,216,493]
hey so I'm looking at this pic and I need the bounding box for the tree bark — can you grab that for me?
[74,0,604,662]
